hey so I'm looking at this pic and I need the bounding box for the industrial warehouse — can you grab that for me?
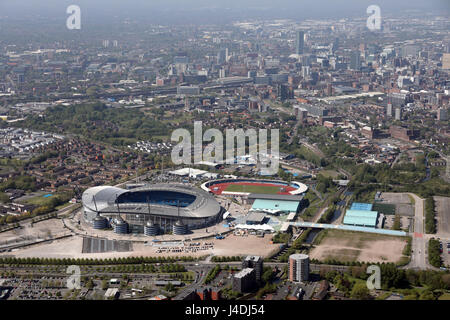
[343,203,381,228]
[81,184,223,235]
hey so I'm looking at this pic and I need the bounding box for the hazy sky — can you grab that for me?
[0,0,448,24]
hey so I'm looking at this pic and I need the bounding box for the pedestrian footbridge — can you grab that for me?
[280,221,408,237]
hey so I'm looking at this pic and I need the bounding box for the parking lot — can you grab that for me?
[435,196,450,237]
[439,239,450,268]
[4,276,71,300]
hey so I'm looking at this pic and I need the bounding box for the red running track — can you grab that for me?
[208,181,297,195]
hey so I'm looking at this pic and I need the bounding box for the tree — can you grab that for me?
[101,279,109,290]
[0,192,10,204]
[419,290,435,300]
[393,215,401,230]
[164,282,175,292]
[85,279,95,290]
[350,282,371,300]
[262,268,274,284]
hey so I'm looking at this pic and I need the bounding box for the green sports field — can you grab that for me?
[224,184,282,194]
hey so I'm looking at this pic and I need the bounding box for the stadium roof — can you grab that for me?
[251,199,300,213]
[82,184,221,219]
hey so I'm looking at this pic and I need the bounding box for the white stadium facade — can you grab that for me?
[82,184,223,235]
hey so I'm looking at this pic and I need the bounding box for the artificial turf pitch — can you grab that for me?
[224,184,283,194]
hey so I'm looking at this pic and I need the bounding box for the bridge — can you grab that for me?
[282,221,408,237]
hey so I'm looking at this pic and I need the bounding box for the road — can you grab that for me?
[409,193,426,269]
[434,196,450,239]
[173,265,212,300]
[406,193,433,270]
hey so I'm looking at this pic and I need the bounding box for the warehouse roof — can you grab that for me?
[343,209,378,228]
[350,202,373,211]
[246,211,266,224]
[248,193,304,201]
[251,199,300,213]
[345,209,378,219]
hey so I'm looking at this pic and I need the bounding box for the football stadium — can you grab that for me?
[201,179,308,196]
[82,184,223,235]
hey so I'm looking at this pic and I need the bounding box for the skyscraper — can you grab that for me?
[349,51,361,70]
[302,65,310,78]
[217,49,226,64]
[296,31,304,55]
[387,103,393,117]
[332,37,339,53]
[395,108,402,121]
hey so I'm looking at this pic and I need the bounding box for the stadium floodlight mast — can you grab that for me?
[171,121,280,176]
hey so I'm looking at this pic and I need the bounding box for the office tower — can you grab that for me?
[326,83,333,96]
[387,103,393,117]
[168,65,176,76]
[301,55,311,66]
[113,40,118,47]
[277,84,291,101]
[217,49,226,64]
[395,108,402,121]
[102,40,110,48]
[349,51,361,70]
[289,254,310,282]
[332,37,339,53]
[296,31,304,55]
[219,68,226,78]
[302,65,310,78]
